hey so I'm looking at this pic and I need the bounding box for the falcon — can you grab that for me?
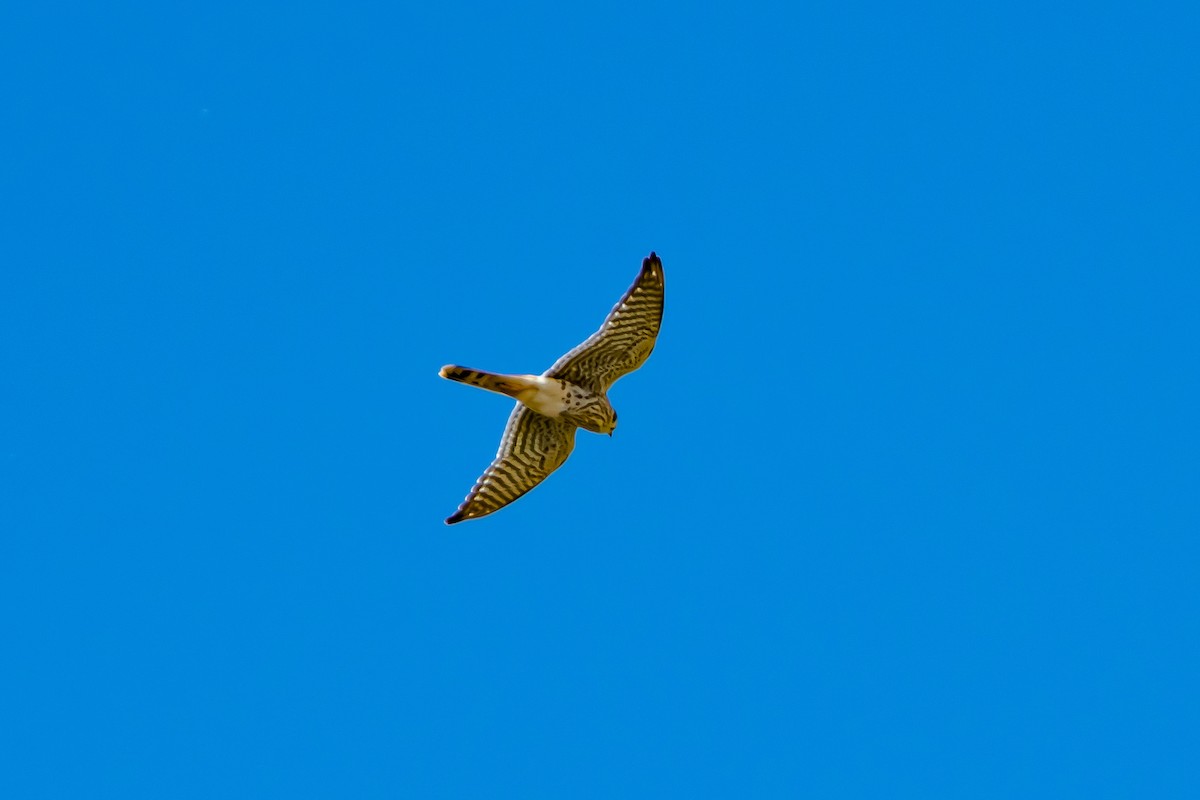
[439,252,665,524]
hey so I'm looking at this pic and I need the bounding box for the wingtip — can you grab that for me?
[445,511,466,525]
[642,252,663,283]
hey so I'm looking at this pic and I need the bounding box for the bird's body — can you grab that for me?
[439,252,665,524]
[438,367,616,434]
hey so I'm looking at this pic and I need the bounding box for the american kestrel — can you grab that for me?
[439,252,665,524]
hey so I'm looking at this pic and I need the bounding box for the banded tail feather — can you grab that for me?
[439,365,532,399]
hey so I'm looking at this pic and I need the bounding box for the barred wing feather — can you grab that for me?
[545,253,665,393]
[445,405,578,524]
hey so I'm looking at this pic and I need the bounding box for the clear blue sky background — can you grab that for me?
[3,2,1198,797]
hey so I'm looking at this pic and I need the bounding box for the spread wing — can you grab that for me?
[545,252,665,393]
[445,405,578,524]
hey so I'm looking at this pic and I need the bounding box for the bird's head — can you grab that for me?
[576,400,618,436]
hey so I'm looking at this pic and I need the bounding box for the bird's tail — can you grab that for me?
[439,365,533,399]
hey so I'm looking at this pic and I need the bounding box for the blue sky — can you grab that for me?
[3,2,1198,797]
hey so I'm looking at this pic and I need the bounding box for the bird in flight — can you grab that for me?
[439,252,665,524]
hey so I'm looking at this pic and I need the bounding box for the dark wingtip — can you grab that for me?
[642,252,663,285]
[445,511,466,525]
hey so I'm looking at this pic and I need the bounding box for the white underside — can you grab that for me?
[517,374,569,417]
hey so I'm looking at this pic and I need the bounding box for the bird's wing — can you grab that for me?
[445,405,578,524]
[545,253,665,393]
